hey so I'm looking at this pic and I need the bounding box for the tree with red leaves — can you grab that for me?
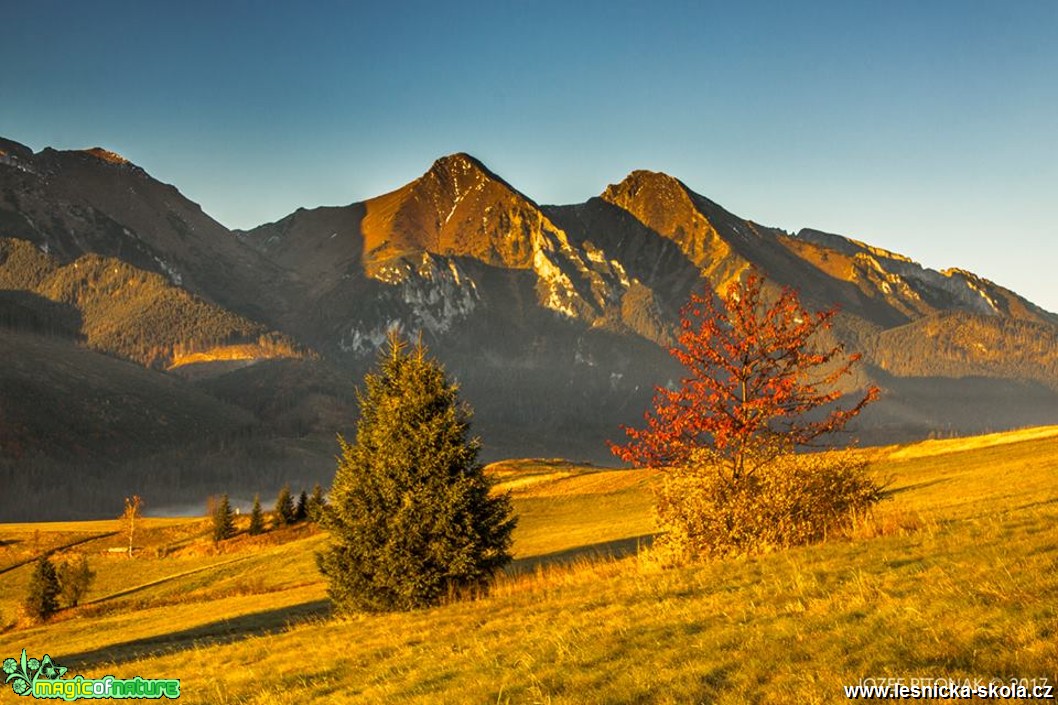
[612,271,879,483]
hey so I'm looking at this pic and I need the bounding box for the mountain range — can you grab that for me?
[2,136,1056,519]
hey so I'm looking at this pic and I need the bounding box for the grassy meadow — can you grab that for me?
[1,428,1056,703]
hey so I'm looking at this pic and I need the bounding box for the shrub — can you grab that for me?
[613,272,882,562]
[57,554,95,607]
[654,450,885,560]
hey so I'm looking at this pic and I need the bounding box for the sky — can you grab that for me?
[3,1,1056,312]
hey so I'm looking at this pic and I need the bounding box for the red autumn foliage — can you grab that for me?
[611,272,879,481]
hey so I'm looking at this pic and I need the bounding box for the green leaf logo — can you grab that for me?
[4,649,66,697]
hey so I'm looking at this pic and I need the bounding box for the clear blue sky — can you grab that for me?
[3,1,1056,312]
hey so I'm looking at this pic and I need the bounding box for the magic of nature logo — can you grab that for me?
[3,649,180,700]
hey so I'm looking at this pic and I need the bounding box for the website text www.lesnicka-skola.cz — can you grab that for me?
[844,677,1054,701]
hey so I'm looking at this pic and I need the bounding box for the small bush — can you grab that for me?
[654,450,885,561]
[57,553,95,607]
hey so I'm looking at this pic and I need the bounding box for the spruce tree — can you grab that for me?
[294,490,309,522]
[275,485,295,527]
[24,556,61,621]
[307,483,326,522]
[211,494,235,542]
[317,333,516,613]
[248,494,265,535]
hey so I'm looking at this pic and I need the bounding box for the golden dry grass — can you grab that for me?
[0,429,1056,703]
[884,424,1058,460]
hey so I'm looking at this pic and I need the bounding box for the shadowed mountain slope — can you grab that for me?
[0,237,304,370]
[0,139,295,326]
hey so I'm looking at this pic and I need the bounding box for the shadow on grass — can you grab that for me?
[57,599,331,670]
[0,532,119,576]
[1005,497,1058,514]
[58,535,655,670]
[508,533,656,575]
[885,478,949,496]
[82,554,256,607]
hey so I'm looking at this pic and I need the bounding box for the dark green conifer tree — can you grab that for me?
[294,490,309,522]
[307,483,326,522]
[212,493,235,542]
[248,494,265,535]
[275,485,295,527]
[317,333,516,613]
[24,556,61,621]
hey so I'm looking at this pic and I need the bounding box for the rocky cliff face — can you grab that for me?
[245,153,677,351]
[787,228,1057,326]
[359,153,647,329]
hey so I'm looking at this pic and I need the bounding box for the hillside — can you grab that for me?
[863,310,1058,390]
[0,138,295,326]
[0,235,320,513]
[0,428,1055,702]
[0,290,82,339]
[0,331,254,460]
[0,237,305,369]
[190,358,359,437]
[0,329,268,519]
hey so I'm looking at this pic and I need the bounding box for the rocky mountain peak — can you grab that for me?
[361,153,559,272]
[602,169,690,207]
[81,147,130,165]
[599,170,744,282]
[0,137,34,162]
[420,153,500,206]
[426,153,543,214]
[428,152,489,177]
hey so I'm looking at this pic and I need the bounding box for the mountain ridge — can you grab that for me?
[3,137,1057,518]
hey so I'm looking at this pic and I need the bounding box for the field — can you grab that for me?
[1,428,1057,703]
